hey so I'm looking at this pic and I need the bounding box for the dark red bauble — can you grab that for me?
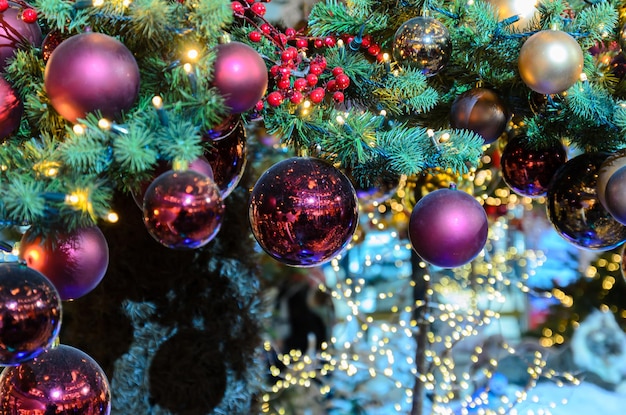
[19,226,110,301]
[143,170,225,250]
[409,187,488,268]
[546,152,626,250]
[248,157,359,267]
[0,344,111,414]
[44,32,140,123]
[212,41,268,114]
[204,121,247,198]
[0,2,42,70]
[604,165,626,225]
[500,135,567,198]
[0,263,61,366]
[450,88,510,144]
[41,29,69,62]
[0,77,22,141]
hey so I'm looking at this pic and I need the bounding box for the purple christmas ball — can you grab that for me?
[0,77,22,141]
[450,88,510,144]
[204,121,247,198]
[546,152,626,250]
[604,165,626,225]
[0,344,111,414]
[143,170,225,249]
[409,187,488,268]
[212,41,268,114]
[501,135,567,198]
[44,32,140,123]
[0,2,42,71]
[0,263,61,366]
[248,157,359,267]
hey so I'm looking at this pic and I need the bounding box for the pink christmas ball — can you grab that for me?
[19,226,110,301]
[0,344,111,414]
[213,41,268,114]
[44,32,140,123]
[409,187,488,268]
[0,2,42,70]
[0,77,22,141]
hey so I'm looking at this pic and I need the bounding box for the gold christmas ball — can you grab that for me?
[486,0,539,30]
[518,30,584,95]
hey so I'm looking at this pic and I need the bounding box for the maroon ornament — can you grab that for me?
[44,32,140,123]
[143,170,225,249]
[41,29,69,62]
[205,114,240,141]
[546,152,626,250]
[204,121,247,198]
[0,77,22,140]
[0,263,61,366]
[597,150,626,210]
[500,135,567,198]
[212,41,268,114]
[19,226,110,301]
[0,2,42,70]
[450,88,510,144]
[604,165,626,225]
[248,157,359,267]
[0,344,111,414]
[408,186,488,268]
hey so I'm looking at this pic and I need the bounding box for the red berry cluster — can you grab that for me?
[339,33,384,62]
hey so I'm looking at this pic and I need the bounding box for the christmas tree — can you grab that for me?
[0,0,626,413]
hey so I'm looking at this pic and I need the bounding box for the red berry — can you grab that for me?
[368,44,381,56]
[21,8,37,23]
[260,23,271,34]
[267,91,284,107]
[296,38,308,49]
[277,76,291,90]
[0,0,9,12]
[281,48,296,62]
[309,87,325,104]
[251,2,266,15]
[324,36,336,47]
[244,0,254,4]
[293,78,308,91]
[332,91,344,103]
[326,79,337,92]
[285,28,296,38]
[275,33,288,46]
[306,73,318,86]
[290,91,304,104]
[332,67,344,77]
[270,65,280,76]
[314,39,323,48]
[255,100,264,111]
[309,63,323,75]
[278,66,291,76]
[316,56,327,69]
[249,31,262,42]
[231,1,244,13]
[361,35,372,48]
[335,73,350,89]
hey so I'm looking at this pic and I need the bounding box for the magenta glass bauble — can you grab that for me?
[0,77,22,141]
[44,32,140,123]
[0,263,61,366]
[604,165,626,225]
[409,187,488,268]
[19,226,109,301]
[0,2,42,70]
[248,157,359,267]
[0,344,111,414]
[546,152,626,250]
[212,41,268,114]
[500,135,567,198]
[204,121,247,198]
[143,170,225,249]
[450,88,510,144]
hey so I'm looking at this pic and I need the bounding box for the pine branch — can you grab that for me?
[186,0,233,42]
[154,117,204,164]
[570,1,619,49]
[566,81,616,127]
[2,177,46,223]
[308,0,387,37]
[32,0,90,32]
[112,122,159,174]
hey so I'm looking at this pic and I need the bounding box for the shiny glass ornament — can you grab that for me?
[408,187,488,268]
[248,157,358,267]
[597,150,626,210]
[392,16,451,76]
[450,87,510,144]
[500,135,567,197]
[0,263,61,366]
[205,114,240,141]
[546,152,626,250]
[44,32,140,123]
[143,170,225,249]
[518,30,584,95]
[0,77,22,141]
[19,226,109,301]
[0,344,111,414]
[604,165,626,225]
[204,121,247,198]
[485,0,539,30]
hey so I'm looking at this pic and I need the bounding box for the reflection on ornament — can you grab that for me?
[392,16,451,76]
[205,114,240,141]
[450,88,510,144]
[0,263,61,366]
[143,170,225,249]
[204,121,247,198]
[485,0,539,30]
[500,135,567,197]
[408,187,488,268]
[546,152,626,250]
[19,226,109,301]
[249,157,358,267]
[0,344,111,414]
[41,30,68,62]
[518,30,584,95]
[604,165,626,225]
[597,150,626,210]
